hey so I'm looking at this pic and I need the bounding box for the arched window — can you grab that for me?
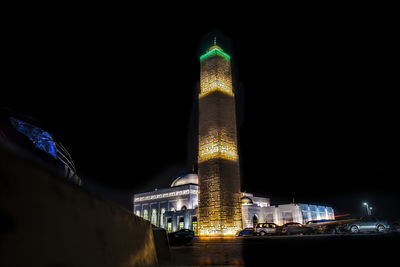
[151,209,158,226]
[178,217,185,230]
[143,209,149,220]
[135,210,140,217]
[160,208,166,228]
[170,207,175,212]
[167,218,172,233]
[181,206,187,211]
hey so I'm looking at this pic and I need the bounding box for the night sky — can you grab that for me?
[2,12,394,219]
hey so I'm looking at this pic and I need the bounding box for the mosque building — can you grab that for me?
[132,39,334,235]
[133,171,334,234]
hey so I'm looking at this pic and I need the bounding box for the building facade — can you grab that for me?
[241,193,270,228]
[198,42,242,236]
[242,202,335,228]
[133,173,334,233]
[133,172,198,231]
[133,173,264,234]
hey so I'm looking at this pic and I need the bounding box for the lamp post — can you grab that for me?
[369,207,373,215]
[363,202,371,216]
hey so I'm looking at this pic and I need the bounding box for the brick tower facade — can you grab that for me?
[197,41,242,236]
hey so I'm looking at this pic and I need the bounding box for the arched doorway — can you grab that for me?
[191,216,198,235]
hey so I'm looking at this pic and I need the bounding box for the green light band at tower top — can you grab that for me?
[200,47,231,61]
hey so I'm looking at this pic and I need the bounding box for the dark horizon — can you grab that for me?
[2,15,394,219]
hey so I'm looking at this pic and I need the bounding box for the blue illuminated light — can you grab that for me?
[10,117,57,157]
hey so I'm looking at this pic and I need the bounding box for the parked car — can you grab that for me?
[168,229,194,245]
[279,222,314,235]
[306,219,339,234]
[171,228,195,237]
[236,228,256,236]
[390,221,400,232]
[341,216,390,234]
[255,223,280,236]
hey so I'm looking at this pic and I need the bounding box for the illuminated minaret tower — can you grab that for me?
[198,38,242,236]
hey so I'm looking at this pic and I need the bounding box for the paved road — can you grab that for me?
[160,232,399,266]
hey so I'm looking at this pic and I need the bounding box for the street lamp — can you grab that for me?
[363,202,371,215]
[369,207,373,215]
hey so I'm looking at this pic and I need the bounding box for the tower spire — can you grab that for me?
[207,37,223,52]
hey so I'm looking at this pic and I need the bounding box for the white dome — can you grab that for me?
[241,196,253,205]
[171,173,198,187]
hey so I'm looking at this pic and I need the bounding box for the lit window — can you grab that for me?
[151,209,158,226]
[167,218,172,233]
[160,208,166,228]
[143,209,149,220]
[178,217,184,230]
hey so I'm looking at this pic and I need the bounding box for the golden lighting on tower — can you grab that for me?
[198,129,238,162]
[197,40,242,237]
[199,46,233,98]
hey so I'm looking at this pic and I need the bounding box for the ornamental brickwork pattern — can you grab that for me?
[198,46,242,235]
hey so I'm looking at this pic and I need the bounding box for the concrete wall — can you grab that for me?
[0,144,158,267]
